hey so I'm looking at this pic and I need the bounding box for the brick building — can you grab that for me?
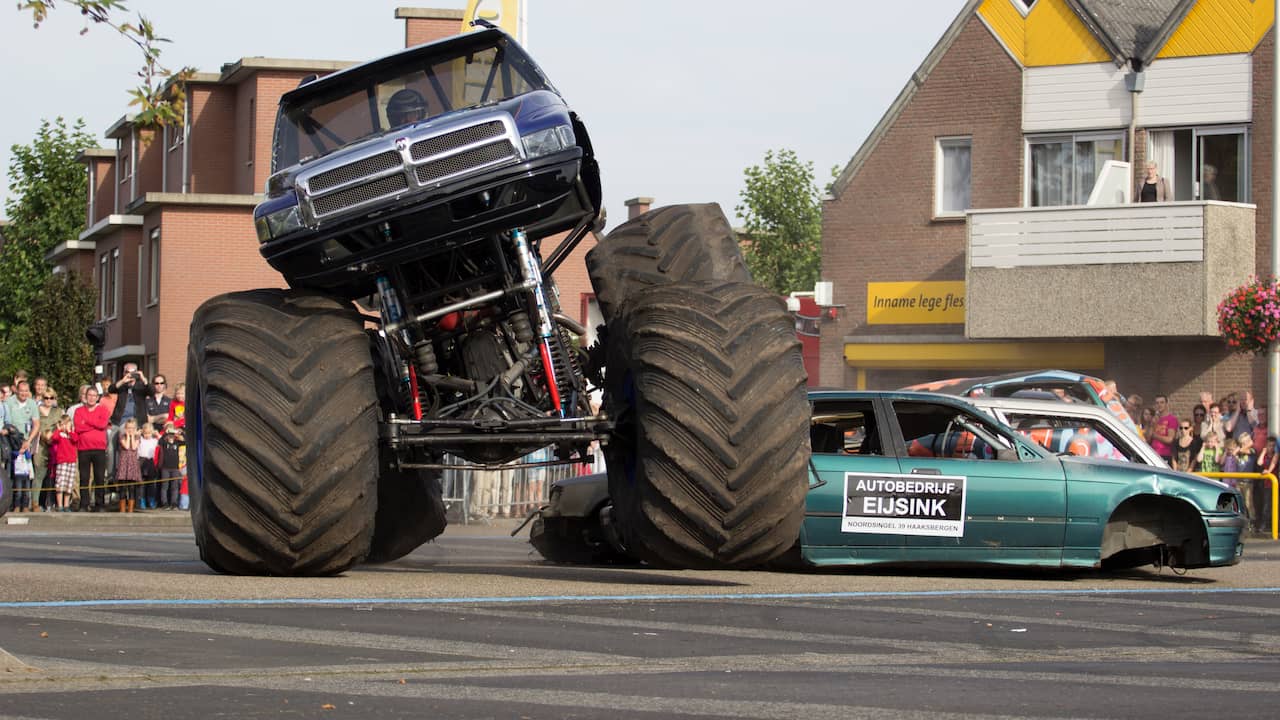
[51,6,600,383]
[821,0,1274,412]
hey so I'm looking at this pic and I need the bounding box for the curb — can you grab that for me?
[4,509,192,528]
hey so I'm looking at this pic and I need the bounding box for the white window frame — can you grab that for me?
[934,136,972,219]
[117,137,131,186]
[147,228,160,306]
[1009,0,1037,16]
[98,252,109,320]
[99,249,120,321]
[111,247,121,320]
[137,241,144,318]
[1023,131,1125,208]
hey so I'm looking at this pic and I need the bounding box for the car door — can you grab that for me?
[803,397,905,564]
[889,399,1068,563]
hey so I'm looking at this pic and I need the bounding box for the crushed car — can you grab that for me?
[528,390,1245,571]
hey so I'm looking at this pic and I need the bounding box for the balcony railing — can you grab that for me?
[966,201,1256,339]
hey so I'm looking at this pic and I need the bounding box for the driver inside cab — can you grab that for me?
[387,88,428,128]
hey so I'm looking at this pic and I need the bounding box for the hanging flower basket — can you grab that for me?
[1218,277,1280,355]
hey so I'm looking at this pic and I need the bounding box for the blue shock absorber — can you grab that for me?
[376,275,412,393]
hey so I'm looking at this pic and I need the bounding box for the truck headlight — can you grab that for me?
[256,204,302,242]
[521,124,575,159]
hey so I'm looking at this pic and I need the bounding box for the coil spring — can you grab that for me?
[509,311,534,345]
[413,340,438,375]
[551,324,585,413]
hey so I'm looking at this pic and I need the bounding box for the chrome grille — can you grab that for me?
[410,121,506,161]
[416,141,516,185]
[309,151,402,193]
[312,174,409,217]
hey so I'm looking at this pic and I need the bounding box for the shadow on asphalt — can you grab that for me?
[364,560,748,587]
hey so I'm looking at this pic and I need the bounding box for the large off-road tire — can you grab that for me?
[586,203,752,322]
[365,465,447,564]
[187,289,378,576]
[603,280,809,569]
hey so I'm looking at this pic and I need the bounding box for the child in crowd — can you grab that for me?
[1226,431,1259,520]
[157,422,184,510]
[166,383,185,431]
[1197,432,1225,474]
[48,414,77,512]
[137,422,160,509]
[115,418,141,512]
[11,445,32,513]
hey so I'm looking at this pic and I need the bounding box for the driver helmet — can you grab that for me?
[387,88,428,127]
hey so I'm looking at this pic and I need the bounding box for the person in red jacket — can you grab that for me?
[48,414,78,512]
[73,386,111,512]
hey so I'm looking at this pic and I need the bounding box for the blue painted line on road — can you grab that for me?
[3,586,1280,610]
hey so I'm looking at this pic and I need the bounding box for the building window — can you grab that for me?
[99,248,119,320]
[168,116,184,150]
[1027,133,1124,207]
[118,141,131,185]
[137,241,144,317]
[247,97,256,166]
[111,247,120,319]
[98,252,108,319]
[1147,127,1248,202]
[148,228,160,305]
[935,137,972,217]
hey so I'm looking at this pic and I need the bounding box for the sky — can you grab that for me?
[0,0,968,232]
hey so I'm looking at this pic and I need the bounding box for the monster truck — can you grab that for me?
[186,24,809,576]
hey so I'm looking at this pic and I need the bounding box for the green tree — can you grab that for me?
[1,117,97,346]
[734,148,825,295]
[26,272,97,398]
[18,1,191,126]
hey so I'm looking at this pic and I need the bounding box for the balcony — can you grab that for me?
[965,201,1255,338]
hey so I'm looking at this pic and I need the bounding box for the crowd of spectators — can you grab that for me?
[3,363,186,514]
[1127,388,1273,535]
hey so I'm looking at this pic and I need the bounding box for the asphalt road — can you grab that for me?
[1,516,1279,719]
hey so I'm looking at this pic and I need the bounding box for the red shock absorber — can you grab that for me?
[407,363,423,421]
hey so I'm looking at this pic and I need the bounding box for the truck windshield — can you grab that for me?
[273,37,550,169]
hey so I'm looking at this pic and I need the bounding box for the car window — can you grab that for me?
[893,401,1016,461]
[1002,412,1129,462]
[811,400,881,456]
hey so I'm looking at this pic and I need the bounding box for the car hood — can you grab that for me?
[1061,454,1235,512]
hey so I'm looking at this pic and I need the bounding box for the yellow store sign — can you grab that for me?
[867,281,965,325]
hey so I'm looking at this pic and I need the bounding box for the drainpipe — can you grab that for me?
[1270,2,1279,438]
[1124,64,1145,177]
[161,124,168,191]
[181,96,191,193]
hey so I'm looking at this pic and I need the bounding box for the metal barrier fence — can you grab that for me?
[1195,471,1277,540]
[440,449,606,524]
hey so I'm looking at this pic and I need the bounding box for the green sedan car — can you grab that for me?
[529,391,1246,571]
